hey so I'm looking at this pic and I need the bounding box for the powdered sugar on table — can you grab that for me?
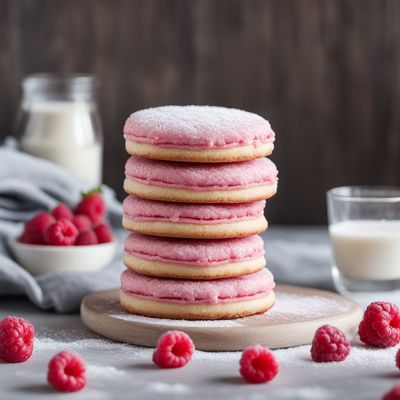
[111,291,351,327]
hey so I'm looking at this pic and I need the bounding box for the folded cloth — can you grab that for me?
[0,145,124,312]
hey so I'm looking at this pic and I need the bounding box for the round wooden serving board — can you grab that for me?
[81,285,362,351]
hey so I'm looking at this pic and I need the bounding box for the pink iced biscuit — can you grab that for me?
[124,106,275,149]
[122,195,265,225]
[124,232,264,266]
[122,195,268,238]
[120,268,275,305]
[123,106,276,163]
[125,156,278,191]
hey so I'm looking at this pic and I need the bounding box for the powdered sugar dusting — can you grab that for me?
[112,291,352,328]
[274,343,398,369]
[279,387,334,399]
[268,293,351,320]
[124,106,274,148]
[20,331,398,400]
[147,382,191,394]
[27,336,400,368]
[35,336,149,358]
[87,365,127,378]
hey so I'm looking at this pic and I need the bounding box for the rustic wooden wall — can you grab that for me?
[1,0,400,224]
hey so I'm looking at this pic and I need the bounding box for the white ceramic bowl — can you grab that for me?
[9,239,117,276]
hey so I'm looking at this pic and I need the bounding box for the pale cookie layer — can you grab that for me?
[122,215,268,239]
[124,179,277,203]
[120,290,275,320]
[125,140,274,163]
[124,254,266,279]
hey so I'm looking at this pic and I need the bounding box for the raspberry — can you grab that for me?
[75,230,98,246]
[47,351,86,392]
[239,345,279,383]
[18,233,37,244]
[44,218,79,246]
[75,189,105,224]
[152,331,195,368]
[23,212,55,244]
[310,324,350,362]
[0,316,35,363]
[359,302,400,347]
[72,214,92,233]
[52,203,74,220]
[383,384,400,400]
[94,223,113,243]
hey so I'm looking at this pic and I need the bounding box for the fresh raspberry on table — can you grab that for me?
[52,203,74,220]
[22,212,55,244]
[72,214,92,233]
[239,345,279,383]
[75,230,98,246]
[75,188,105,224]
[0,316,35,363]
[310,324,350,362]
[383,384,400,400]
[359,302,400,347]
[152,330,195,368]
[44,218,79,246]
[47,351,86,392]
[94,223,113,243]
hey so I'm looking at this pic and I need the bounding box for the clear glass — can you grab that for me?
[15,74,103,185]
[327,186,400,298]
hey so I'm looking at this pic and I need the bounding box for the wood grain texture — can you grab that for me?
[1,0,400,224]
[80,286,362,351]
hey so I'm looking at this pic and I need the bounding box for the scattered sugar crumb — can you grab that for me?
[268,293,351,320]
[274,344,398,369]
[110,292,351,328]
[280,386,334,399]
[147,382,191,394]
[35,337,149,358]
[194,350,239,362]
[87,365,126,378]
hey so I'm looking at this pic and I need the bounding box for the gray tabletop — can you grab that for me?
[0,227,397,400]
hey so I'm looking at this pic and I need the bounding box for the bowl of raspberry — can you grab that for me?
[9,190,117,276]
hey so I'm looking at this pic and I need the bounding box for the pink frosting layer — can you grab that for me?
[125,156,278,191]
[121,268,275,305]
[123,106,275,149]
[123,195,266,225]
[124,232,264,266]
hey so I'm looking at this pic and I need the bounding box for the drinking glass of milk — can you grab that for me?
[327,186,400,297]
[16,74,103,185]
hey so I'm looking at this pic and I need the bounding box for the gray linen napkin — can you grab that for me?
[0,145,125,312]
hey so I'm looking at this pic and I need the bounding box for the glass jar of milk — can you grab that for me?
[327,186,400,298]
[16,74,103,185]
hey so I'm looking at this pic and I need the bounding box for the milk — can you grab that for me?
[20,101,102,185]
[330,220,400,280]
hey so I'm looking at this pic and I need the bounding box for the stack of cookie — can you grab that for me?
[120,106,278,320]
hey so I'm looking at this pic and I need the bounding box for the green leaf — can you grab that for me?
[81,186,102,199]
